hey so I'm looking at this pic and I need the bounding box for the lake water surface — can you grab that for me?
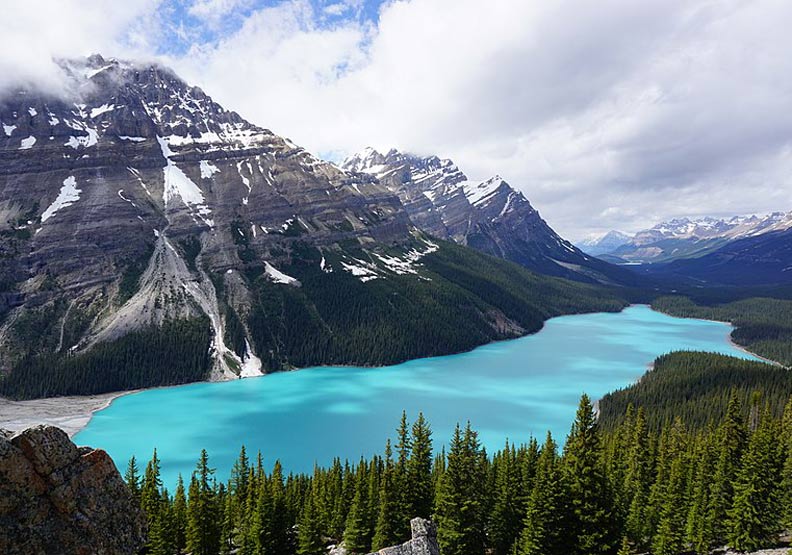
[75,305,757,485]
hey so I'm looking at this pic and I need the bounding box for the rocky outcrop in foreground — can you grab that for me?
[369,518,440,555]
[329,518,439,555]
[0,425,145,555]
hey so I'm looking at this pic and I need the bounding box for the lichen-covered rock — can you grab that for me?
[0,425,145,555]
[367,518,440,555]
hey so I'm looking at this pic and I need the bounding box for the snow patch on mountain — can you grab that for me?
[264,262,300,286]
[200,160,220,179]
[41,176,81,222]
[157,136,214,228]
[373,238,440,276]
[89,104,116,118]
[463,176,504,206]
[239,339,263,377]
[19,136,36,150]
[340,258,381,282]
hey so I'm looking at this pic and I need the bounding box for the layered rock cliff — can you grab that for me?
[0,425,145,555]
[0,55,410,381]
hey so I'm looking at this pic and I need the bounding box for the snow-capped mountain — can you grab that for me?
[576,231,632,257]
[592,213,792,263]
[341,147,639,285]
[645,226,792,286]
[0,55,418,380]
[633,213,792,244]
[0,55,628,399]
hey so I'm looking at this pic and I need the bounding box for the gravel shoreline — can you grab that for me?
[0,391,129,437]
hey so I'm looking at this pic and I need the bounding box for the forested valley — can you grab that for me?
[652,295,792,366]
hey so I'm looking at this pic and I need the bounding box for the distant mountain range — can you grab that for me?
[576,230,632,257]
[578,212,792,264]
[0,55,628,399]
[643,226,792,286]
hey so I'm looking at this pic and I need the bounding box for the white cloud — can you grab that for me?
[188,0,250,28]
[166,0,792,238]
[4,0,792,239]
[323,2,349,16]
[0,0,161,93]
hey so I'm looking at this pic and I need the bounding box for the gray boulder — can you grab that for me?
[366,518,440,555]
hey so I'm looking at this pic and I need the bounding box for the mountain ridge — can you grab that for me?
[581,212,792,263]
[341,146,641,286]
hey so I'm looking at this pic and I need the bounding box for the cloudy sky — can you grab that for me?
[3,0,792,239]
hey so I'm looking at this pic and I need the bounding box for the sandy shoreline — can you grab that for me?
[0,391,130,438]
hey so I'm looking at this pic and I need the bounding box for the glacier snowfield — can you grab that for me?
[75,305,757,486]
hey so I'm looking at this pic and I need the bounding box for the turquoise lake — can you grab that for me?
[75,305,758,485]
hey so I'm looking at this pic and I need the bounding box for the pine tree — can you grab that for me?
[186,449,220,555]
[780,396,792,529]
[230,444,250,539]
[250,469,273,555]
[298,482,325,555]
[124,456,141,505]
[239,469,259,555]
[395,411,413,538]
[563,394,621,555]
[219,485,234,555]
[686,429,716,554]
[728,407,783,551]
[489,441,521,555]
[140,449,166,555]
[344,461,372,553]
[148,488,175,555]
[516,437,540,518]
[435,423,487,555]
[372,441,400,550]
[173,474,188,553]
[652,418,688,555]
[141,449,162,517]
[327,459,348,539]
[705,390,747,545]
[366,457,382,546]
[623,407,652,549]
[518,432,570,555]
[268,460,292,555]
[617,536,632,555]
[607,404,635,514]
[407,412,433,519]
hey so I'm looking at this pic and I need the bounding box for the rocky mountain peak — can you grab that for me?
[342,146,637,285]
[0,55,415,382]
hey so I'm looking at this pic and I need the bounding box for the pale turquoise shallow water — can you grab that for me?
[75,305,757,485]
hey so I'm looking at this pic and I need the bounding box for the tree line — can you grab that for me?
[126,392,792,555]
[599,351,792,432]
[0,318,211,399]
[653,295,792,366]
